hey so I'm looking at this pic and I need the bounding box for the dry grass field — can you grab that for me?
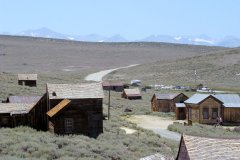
[0,36,239,159]
[106,48,240,91]
[0,35,225,73]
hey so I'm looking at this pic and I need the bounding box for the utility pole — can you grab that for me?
[108,89,110,120]
[194,70,197,84]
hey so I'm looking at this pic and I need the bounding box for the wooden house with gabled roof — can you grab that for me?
[45,83,104,137]
[151,93,188,119]
[177,134,240,160]
[185,93,240,124]
[18,74,37,87]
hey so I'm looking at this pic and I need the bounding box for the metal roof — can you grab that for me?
[47,83,104,99]
[124,88,141,96]
[184,94,210,104]
[155,93,180,100]
[18,74,37,80]
[0,103,35,115]
[178,134,240,160]
[185,93,240,107]
[46,99,71,117]
[176,103,186,108]
[8,96,41,104]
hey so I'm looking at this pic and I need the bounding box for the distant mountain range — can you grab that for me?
[2,27,240,47]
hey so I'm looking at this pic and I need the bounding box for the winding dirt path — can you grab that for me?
[84,64,138,82]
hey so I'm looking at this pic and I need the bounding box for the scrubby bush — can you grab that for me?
[168,123,240,138]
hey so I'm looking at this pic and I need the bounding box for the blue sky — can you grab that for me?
[0,0,239,40]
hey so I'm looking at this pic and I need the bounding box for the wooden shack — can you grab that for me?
[0,103,34,127]
[185,94,240,124]
[151,93,188,113]
[177,134,240,160]
[18,74,37,87]
[122,88,141,100]
[45,83,104,138]
[102,81,124,92]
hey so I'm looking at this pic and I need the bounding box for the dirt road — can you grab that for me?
[84,64,138,81]
[125,115,182,141]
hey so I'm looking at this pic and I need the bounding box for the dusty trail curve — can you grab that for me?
[84,64,138,82]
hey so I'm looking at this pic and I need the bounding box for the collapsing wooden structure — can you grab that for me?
[122,88,142,100]
[185,94,240,124]
[0,83,104,138]
[18,74,37,87]
[177,134,240,160]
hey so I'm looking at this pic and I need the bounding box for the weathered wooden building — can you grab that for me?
[185,94,240,124]
[177,134,240,160]
[151,93,188,114]
[0,103,34,127]
[44,83,104,137]
[122,88,141,100]
[102,81,124,92]
[18,74,37,87]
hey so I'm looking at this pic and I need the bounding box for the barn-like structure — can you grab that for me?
[177,134,240,160]
[151,93,188,119]
[122,88,142,100]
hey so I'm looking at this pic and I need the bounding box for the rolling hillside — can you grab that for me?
[106,48,240,90]
[0,35,225,73]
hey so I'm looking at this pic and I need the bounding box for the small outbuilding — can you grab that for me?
[151,93,188,113]
[102,81,124,92]
[177,134,240,160]
[122,88,142,100]
[0,103,34,127]
[18,74,37,87]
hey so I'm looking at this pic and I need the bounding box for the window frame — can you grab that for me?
[212,108,218,119]
[203,108,209,119]
[64,118,74,134]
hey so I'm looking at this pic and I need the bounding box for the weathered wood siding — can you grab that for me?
[0,114,11,127]
[151,94,188,113]
[224,108,240,122]
[28,93,48,131]
[49,99,103,138]
[199,97,222,124]
[18,80,37,87]
[177,138,190,160]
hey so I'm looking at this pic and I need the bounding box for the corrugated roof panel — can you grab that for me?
[0,103,34,115]
[46,99,71,117]
[47,83,104,99]
[184,94,210,104]
[176,103,186,108]
[155,93,180,100]
[8,96,41,103]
